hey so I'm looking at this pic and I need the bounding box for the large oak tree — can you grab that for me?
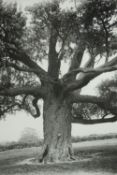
[0,0,117,163]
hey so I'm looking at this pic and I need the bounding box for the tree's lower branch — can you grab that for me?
[70,93,104,104]
[70,92,117,117]
[0,85,46,98]
[72,116,117,124]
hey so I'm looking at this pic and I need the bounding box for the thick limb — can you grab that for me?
[72,116,117,124]
[70,93,117,122]
[63,55,117,93]
[0,85,45,97]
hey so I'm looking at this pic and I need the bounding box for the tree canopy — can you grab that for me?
[0,0,117,122]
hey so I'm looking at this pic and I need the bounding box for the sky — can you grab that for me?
[0,0,117,143]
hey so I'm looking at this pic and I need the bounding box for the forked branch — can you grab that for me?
[63,54,117,92]
[8,49,53,83]
[63,65,117,82]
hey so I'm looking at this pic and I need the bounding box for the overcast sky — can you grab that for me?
[0,0,117,143]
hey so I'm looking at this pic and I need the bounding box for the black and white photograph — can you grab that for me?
[0,0,117,174]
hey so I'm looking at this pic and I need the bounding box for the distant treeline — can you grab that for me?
[0,140,43,152]
[72,133,117,143]
[0,133,117,152]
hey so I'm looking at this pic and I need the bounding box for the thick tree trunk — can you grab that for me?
[39,94,73,163]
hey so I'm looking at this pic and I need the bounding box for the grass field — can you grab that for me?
[0,138,117,175]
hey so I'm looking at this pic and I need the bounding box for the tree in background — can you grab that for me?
[0,0,117,163]
[19,127,40,144]
[0,0,26,116]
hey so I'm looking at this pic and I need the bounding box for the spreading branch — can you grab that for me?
[8,49,53,83]
[7,63,55,84]
[0,85,46,98]
[3,60,58,85]
[63,65,117,81]
[63,54,117,93]
[10,51,46,74]
[72,116,117,124]
[70,94,104,104]
[70,93,117,116]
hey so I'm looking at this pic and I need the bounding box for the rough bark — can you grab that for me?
[39,93,73,163]
[48,27,59,80]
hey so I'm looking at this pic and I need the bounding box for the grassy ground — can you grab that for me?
[0,138,117,175]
